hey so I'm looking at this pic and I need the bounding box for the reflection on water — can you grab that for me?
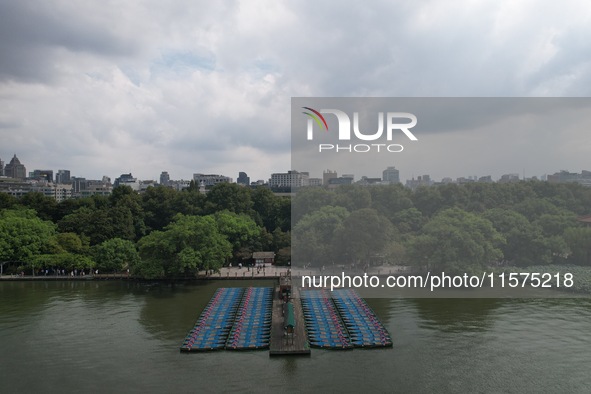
[1,281,590,393]
[411,298,500,332]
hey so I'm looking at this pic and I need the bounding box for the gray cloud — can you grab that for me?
[1,0,591,183]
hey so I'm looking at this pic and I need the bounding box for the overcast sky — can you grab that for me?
[1,1,591,183]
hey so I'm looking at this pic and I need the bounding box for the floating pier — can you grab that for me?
[332,289,393,348]
[300,289,353,350]
[269,285,311,356]
[181,286,391,354]
[180,287,243,352]
[226,287,273,350]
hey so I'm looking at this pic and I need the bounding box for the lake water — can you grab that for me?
[1,280,590,393]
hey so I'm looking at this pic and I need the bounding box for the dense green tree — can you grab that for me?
[482,208,551,266]
[213,210,263,262]
[56,232,88,255]
[292,187,334,223]
[0,193,17,210]
[412,186,444,217]
[93,238,140,272]
[135,215,232,278]
[0,209,57,274]
[18,192,57,221]
[332,185,372,212]
[332,208,394,266]
[204,183,253,216]
[391,207,424,234]
[406,208,504,274]
[292,205,349,266]
[141,186,179,232]
[174,189,206,217]
[110,186,146,239]
[564,227,591,266]
[369,184,414,222]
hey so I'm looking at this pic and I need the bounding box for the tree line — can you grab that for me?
[0,183,290,278]
[292,181,591,274]
[4,180,591,279]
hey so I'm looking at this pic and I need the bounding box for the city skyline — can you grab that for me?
[2,150,588,186]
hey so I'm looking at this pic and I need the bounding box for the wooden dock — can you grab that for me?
[269,285,311,356]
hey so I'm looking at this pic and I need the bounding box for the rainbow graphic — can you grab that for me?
[302,107,328,131]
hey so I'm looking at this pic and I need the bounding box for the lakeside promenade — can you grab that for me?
[0,265,414,281]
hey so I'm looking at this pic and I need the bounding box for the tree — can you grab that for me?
[332,185,372,211]
[213,210,263,263]
[136,215,232,278]
[204,183,253,216]
[292,205,349,267]
[141,186,178,232]
[93,238,140,273]
[332,208,394,266]
[0,209,57,274]
[110,185,146,239]
[56,232,88,255]
[18,192,58,221]
[482,208,551,266]
[292,187,334,223]
[406,208,504,274]
[0,193,17,210]
[564,227,591,266]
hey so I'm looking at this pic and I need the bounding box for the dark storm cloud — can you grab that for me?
[0,1,137,83]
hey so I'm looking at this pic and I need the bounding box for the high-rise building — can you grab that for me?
[114,173,140,190]
[323,169,337,185]
[237,172,250,186]
[4,154,26,180]
[56,170,71,185]
[382,166,400,184]
[71,177,87,193]
[0,157,4,176]
[160,171,170,186]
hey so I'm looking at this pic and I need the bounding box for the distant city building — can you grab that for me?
[478,175,493,183]
[356,176,382,186]
[30,169,54,183]
[71,177,87,193]
[547,170,591,186]
[114,173,140,190]
[169,179,191,191]
[160,171,170,186]
[4,154,26,180]
[0,157,4,176]
[269,170,309,188]
[323,169,337,186]
[140,180,157,191]
[193,173,232,186]
[406,175,432,190]
[382,166,400,184]
[456,176,475,184]
[498,173,520,183]
[308,178,322,186]
[56,170,71,185]
[237,172,250,186]
[327,176,354,188]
